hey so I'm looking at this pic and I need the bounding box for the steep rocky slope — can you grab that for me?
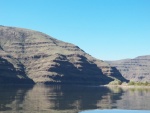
[0,57,33,84]
[107,55,150,82]
[0,26,126,84]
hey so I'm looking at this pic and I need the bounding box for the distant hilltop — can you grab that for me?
[0,26,127,85]
[107,55,150,82]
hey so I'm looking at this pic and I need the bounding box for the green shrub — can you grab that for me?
[128,81,135,85]
[109,80,122,85]
[128,81,150,86]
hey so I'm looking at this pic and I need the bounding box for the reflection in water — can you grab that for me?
[113,87,150,110]
[0,85,150,113]
[0,85,33,111]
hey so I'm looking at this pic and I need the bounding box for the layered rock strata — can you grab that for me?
[0,26,126,84]
[107,55,150,82]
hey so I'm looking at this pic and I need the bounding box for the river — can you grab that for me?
[0,84,150,113]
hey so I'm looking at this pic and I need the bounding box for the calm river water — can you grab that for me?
[0,84,150,113]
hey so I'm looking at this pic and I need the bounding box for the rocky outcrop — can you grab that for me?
[107,55,150,82]
[0,26,126,84]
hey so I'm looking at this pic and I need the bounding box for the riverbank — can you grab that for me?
[104,84,150,88]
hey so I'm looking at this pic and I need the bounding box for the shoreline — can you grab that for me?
[104,84,150,88]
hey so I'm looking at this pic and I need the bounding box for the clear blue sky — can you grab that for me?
[0,0,150,60]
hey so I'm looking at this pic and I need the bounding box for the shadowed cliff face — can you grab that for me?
[107,55,150,82]
[0,26,126,84]
[0,57,34,84]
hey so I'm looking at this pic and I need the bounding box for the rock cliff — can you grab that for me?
[0,26,126,84]
[107,55,150,82]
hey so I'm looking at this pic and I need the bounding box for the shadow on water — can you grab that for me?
[0,84,150,113]
[0,85,34,111]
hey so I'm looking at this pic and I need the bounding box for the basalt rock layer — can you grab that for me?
[107,55,150,82]
[0,26,126,84]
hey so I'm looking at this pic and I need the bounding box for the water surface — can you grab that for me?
[80,109,150,113]
[0,84,150,113]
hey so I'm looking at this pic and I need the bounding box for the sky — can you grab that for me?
[0,0,150,60]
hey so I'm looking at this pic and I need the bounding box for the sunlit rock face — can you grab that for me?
[107,55,150,82]
[0,26,126,84]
